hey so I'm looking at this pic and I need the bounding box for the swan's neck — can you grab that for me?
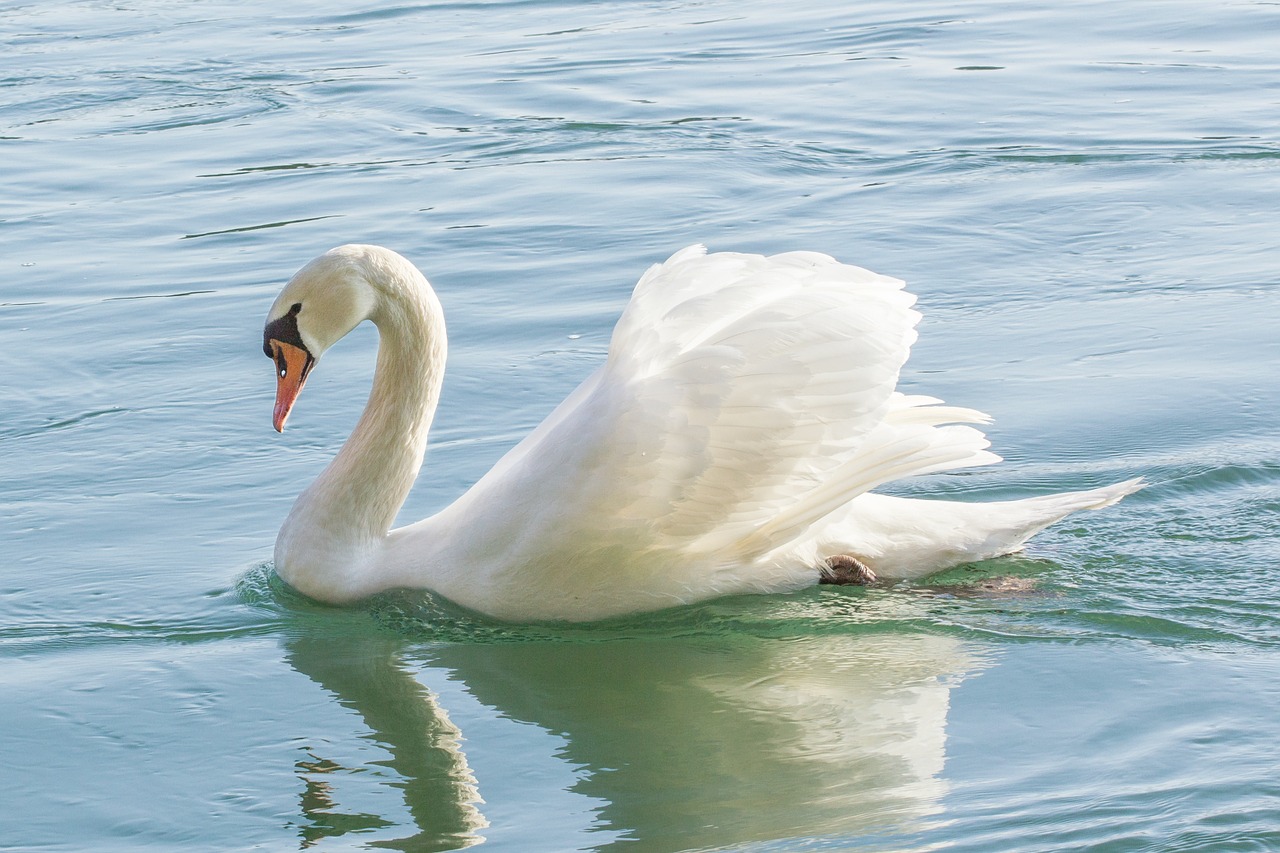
[276,282,446,601]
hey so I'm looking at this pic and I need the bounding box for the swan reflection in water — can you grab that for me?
[284,609,983,851]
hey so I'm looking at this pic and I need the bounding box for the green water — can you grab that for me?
[3,1,1279,849]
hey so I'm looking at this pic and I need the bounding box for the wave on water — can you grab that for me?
[230,540,1277,650]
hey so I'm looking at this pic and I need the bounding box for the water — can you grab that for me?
[3,0,1279,849]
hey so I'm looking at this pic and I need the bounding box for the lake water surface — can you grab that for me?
[4,1,1279,850]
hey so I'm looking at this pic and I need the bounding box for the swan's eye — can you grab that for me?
[269,341,288,377]
[266,337,315,387]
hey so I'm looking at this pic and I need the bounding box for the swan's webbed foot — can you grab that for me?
[819,554,877,585]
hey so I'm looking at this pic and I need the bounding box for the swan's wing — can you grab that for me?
[599,247,931,558]
[437,246,994,572]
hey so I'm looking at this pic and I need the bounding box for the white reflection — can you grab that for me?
[285,637,487,850]
[287,629,982,850]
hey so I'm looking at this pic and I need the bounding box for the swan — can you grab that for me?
[264,244,1141,621]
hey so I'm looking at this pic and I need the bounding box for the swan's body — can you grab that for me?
[264,244,1140,622]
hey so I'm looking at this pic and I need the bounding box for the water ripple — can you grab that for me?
[216,556,1280,651]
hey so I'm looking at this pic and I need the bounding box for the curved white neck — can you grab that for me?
[275,277,446,602]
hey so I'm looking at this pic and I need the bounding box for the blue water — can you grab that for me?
[4,1,1280,850]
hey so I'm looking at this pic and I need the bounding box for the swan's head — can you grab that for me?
[263,246,380,432]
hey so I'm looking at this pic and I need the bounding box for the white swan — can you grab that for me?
[264,244,1141,621]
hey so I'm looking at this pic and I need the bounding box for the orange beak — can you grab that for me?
[270,340,314,432]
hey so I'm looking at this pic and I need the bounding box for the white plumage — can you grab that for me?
[264,244,1141,621]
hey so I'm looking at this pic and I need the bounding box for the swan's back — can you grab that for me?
[396,247,999,619]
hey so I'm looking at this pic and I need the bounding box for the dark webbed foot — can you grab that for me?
[819,554,877,585]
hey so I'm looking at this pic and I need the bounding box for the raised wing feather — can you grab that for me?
[599,246,921,554]
[414,246,998,615]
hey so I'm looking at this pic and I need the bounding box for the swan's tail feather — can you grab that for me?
[1055,476,1146,510]
[810,477,1147,580]
[976,476,1146,556]
[987,476,1146,545]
